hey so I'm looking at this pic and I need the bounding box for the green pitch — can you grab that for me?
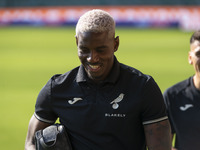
[0,26,193,149]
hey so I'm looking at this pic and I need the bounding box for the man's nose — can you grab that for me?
[87,51,99,63]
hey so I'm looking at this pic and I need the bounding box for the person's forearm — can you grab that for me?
[144,120,172,150]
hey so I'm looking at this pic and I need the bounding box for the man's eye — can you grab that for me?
[96,49,104,53]
[80,48,89,53]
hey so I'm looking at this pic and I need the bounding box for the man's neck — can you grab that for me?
[193,74,200,91]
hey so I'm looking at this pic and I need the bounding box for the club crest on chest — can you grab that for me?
[110,93,125,109]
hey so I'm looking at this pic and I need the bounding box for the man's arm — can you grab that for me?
[25,115,52,150]
[144,119,172,150]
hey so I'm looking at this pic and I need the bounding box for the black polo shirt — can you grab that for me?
[163,77,200,150]
[35,57,167,150]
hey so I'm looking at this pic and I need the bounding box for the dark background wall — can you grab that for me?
[0,0,199,8]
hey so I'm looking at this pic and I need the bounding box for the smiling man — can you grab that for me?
[163,30,200,150]
[25,9,171,150]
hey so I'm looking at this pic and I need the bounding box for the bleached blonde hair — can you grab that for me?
[75,9,115,38]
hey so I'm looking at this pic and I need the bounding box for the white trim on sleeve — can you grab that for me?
[142,116,168,125]
[34,112,55,124]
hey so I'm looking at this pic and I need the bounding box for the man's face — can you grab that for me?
[76,31,119,82]
[189,40,200,77]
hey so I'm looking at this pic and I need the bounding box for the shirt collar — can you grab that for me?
[76,56,120,84]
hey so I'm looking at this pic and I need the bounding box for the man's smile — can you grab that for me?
[88,64,101,72]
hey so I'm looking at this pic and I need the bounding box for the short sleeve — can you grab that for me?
[34,78,57,123]
[141,77,168,125]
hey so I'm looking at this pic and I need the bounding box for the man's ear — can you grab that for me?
[114,36,119,52]
[188,51,193,65]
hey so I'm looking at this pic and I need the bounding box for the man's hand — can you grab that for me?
[25,115,52,150]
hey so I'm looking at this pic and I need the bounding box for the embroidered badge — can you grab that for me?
[68,97,83,104]
[110,93,125,109]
